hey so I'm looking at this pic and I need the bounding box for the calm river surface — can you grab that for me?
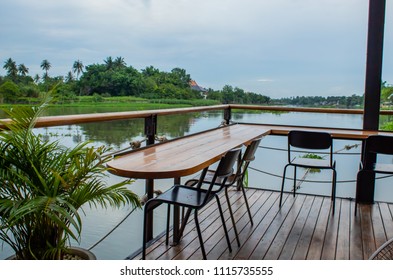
[1,106,393,259]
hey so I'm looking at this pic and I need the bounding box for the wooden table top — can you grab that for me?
[107,124,270,179]
[253,124,391,140]
[107,123,393,180]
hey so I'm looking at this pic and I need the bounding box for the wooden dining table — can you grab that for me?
[108,124,270,179]
[107,122,393,180]
[107,122,393,244]
[107,123,271,243]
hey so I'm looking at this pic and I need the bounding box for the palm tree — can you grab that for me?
[114,56,126,68]
[18,64,29,76]
[40,59,51,79]
[65,71,74,83]
[33,74,40,84]
[142,66,160,77]
[72,60,84,80]
[3,58,18,79]
[104,56,114,70]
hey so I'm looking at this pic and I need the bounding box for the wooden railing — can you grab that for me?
[2,104,393,129]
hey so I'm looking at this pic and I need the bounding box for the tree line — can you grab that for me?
[2,56,392,108]
[273,94,364,108]
[0,57,271,105]
[272,81,393,108]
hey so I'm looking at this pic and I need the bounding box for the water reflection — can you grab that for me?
[43,111,223,148]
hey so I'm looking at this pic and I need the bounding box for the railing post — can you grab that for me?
[358,0,386,204]
[144,114,157,242]
[145,114,157,147]
[224,106,232,125]
[363,0,386,131]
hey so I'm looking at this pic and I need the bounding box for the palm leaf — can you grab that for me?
[0,92,141,259]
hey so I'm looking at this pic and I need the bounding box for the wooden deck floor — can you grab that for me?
[131,188,393,260]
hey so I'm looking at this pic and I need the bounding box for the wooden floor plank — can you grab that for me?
[349,200,364,260]
[222,191,278,260]
[169,191,238,260]
[306,198,331,259]
[359,204,376,259]
[132,189,393,260]
[191,189,261,260]
[205,189,265,260]
[278,195,314,259]
[263,194,308,259]
[336,199,351,260]
[321,199,340,259]
[232,191,282,260]
[380,203,393,239]
[371,203,387,250]
[292,196,323,260]
[249,194,306,259]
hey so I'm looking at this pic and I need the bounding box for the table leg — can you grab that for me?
[172,177,181,244]
[145,178,154,242]
[356,169,375,204]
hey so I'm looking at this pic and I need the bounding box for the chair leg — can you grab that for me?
[142,202,150,260]
[280,164,289,207]
[166,204,171,245]
[293,166,297,197]
[240,183,253,225]
[194,210,207,260]
[331,169,337,215]
[179,207,192,239]
[215,195,232,253]
[224,189,241,247]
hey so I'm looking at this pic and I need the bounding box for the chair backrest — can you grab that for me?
[287,130,333,165]
[202,147,241,203]
[363,135,393,170]
[243,137,263,162]
[289,130,332,150]
[365,135,393,155]
[233,137,262,182]
[215,147,242,178]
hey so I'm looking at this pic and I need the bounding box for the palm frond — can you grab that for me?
[0,91,141,259]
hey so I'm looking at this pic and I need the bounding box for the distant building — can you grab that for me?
[189,80,208,99]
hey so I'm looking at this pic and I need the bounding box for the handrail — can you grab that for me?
[229,104,393,115]
[0,105,228,129]
[2,104,393,129]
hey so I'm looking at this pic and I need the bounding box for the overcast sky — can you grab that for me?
[1,0,392,98]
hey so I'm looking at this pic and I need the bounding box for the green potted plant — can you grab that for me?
[0,94,141,259]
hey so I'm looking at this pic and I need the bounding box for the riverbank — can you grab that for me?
[0,96,220,117]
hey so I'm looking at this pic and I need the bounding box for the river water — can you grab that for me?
[1,108,393,259]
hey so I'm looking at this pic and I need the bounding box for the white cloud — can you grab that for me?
[1,0,389,98]
[257,79,275,83]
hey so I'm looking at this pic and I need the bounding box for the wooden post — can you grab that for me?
[224,107,232,125]
[358,0,386,204]
[363,0,386,131]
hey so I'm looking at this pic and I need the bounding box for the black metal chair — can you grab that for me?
[355,135,393,215]
[142,148,241,260]
[183,137,262,246]
[279,130,337,213]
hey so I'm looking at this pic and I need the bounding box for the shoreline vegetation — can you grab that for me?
[0,96,218,109]
[1,56,393,128]
[2,56,384,109]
